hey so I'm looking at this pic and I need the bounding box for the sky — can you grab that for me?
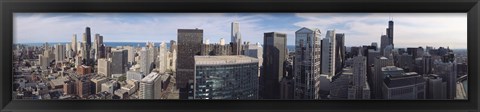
[14,13,467,49]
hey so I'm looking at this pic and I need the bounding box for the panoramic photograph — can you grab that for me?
[12,13,468,100]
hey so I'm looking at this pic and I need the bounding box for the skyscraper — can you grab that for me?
[146,42,157,72]
[293,27,321,99]
[373,56,393,99]
[194,55,259,99]
[177,29,203,99]
[71,34,77,57]
[139,72,162,99]
[111,48,128,75]
[383,72,426,99]
[231,22,242,55]
[125,46,136,66]
[433,60,457,99]
[380,35,389,55]
[423,52,433,75]
[335,33,345,74]
[158,42,168,74]
[54,44,66,63]
[98,58,111,78]
[244,43,263,77]
[139,47,151,74]
[83,27,92,66]
[66,43,72,59]
[387,20,394,48]
[351,51,369,99]
[321,30,336,77]
[94,34,103,60]
[425,74,446,99]
[261,32,286,99]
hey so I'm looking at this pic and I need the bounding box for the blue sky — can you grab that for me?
[14,13,467,49]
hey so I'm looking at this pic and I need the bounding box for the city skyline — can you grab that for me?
[12,14,468,100]
[14,13,467,49]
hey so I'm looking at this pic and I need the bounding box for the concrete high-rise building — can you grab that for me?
[125,46,136,66]
[90,76,108,94]
[38,55,48,69]
[66,43,72,59]
[111,48,128,75]
[177,29,203,99]
[98,44,106,59]
[231,22,242,55]
[396,53,414,72]
[321,30,336,77]
[77,65,92,76]
[330,68,352,99]
[76,77,92,98]
[98,58,111,78]
[72,34,78,56]
[94,34,103,60]
[194,55,259,99]
[366,49,380,86]
[425,74,446,99]
[201,43,232,56]
[433,60,457,99]
[293,27,322,99]
[380,35,389,55]
[139,47,150,74]
[146,42,157,72]
[260,32,286,99]
[63,81,76,95]
[279,60,294,99]
[383,72,426,99]
[54,44,66,63]
[169,48,177,72]
[351,51,369,99]
[75,54,83,68]
[373,56,393,99]
[422,52,433,75]
[244,43,263,77]
[139,72,162,99]
[158,42,168,74]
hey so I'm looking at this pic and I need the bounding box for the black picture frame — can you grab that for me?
[1,0,479,112]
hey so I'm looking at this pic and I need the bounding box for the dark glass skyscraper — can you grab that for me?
[177,29,203,99]
[260,32,287,99]
[194,55,259,99]
[83,27,92,66]
[386,20,394,48]
[335,33,345,75]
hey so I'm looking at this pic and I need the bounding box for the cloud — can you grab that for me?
[14,13,282,46]
[14,13,467,49]
[292,13,467,49]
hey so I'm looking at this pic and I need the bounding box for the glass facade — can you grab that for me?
[195,63,258,99]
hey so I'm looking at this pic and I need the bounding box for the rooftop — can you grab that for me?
[381,66,404,72]
[195,55,258,66]
[91,76,108,82]
[384,74,425,88]
[50,77,68,86]
[141,72,159,83]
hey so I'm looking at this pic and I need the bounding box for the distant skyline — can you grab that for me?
[14,13,467,49]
